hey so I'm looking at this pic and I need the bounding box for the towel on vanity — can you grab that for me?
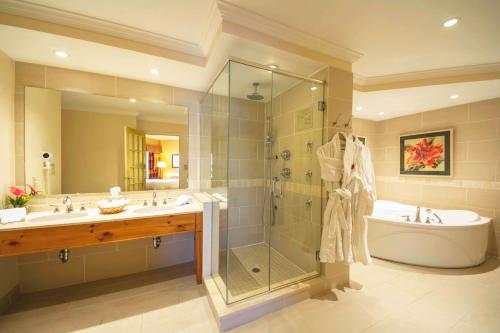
[0,207,27,224]
[174,194,193,206]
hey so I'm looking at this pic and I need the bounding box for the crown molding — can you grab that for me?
[0,0,207,57]
[217,0,362,64]
[200,0,222,56]
[354,63,500,92]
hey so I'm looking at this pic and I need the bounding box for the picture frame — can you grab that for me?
[172,154,180,168]
[399,129,453,176]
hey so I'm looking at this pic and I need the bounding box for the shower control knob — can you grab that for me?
[305,170,312,177]
[280,168,291,178]
[305,199,312,207]
[280,150,291,160]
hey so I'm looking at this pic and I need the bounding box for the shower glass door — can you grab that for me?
[210,60,324,304]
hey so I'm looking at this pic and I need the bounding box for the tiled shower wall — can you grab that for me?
[200,92,266,250]
[266,80,324,273]
[352,97,500,256]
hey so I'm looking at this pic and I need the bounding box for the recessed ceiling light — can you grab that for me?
[129,98,137,103]
[443,17,460,28]
[310,86,317,91]
[54,50,68,58]
[149,68,160,75]
[378,111,385,116]
[450,94,459,99]
[356,106,363,111]
[268,64,278,69]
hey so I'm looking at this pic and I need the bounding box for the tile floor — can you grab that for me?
[216,243,308,301]
[0,257,499,332]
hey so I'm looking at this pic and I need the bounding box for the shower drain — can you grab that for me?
[252,267,261,273]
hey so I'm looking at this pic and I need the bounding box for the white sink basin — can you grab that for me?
[133,205,174,214]
[29,212,88,222]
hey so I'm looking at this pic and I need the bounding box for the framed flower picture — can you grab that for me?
[400,129,453,176]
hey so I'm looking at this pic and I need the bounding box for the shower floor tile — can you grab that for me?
[217,243,310,301]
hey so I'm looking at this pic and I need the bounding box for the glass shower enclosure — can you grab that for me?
[201,59,324,304]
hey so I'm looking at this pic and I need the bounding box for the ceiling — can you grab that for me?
[62,91,188,124]
[353,80,500,120]
[1,0,499,120]
[225,0,500,77]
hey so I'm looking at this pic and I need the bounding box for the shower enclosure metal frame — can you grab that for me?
[202,58,325,304]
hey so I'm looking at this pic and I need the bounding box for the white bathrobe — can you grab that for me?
[317,132,376,265]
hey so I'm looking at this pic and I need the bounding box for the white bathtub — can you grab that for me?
[367,200,491,268]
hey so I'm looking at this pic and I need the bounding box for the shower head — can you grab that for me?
[247,82,264,101]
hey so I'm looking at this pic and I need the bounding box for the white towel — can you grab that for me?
[0,207,27,224]
[212,193,227,202]
[174,194,193,206]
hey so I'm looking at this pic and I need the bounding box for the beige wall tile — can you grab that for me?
[422,104,469,127]
[487,227,499,255]
[327,98,352,127]
[373,161,398,177]
[421,185,467,207]
[239,160,264,179]
[46,66,115,96]
[116,77,173,104]
[454,142,467,162]
[85,247,147,282]
[468,188,500,209]
[228,139,258,159]
[18,252,48,264]
[382,182,422,202]
[281,81,312,113]
[148,236,194,269]
[454,161,496,181]
[14,93,24,123]
[172,87,202,108]
[328,68,353,101]
[385,113,423,134]
[455,121,497,142]
[239,120,264,139]
[15,62,45,93]
[467,140,499,161]
[227,187,257,207]
[375,133,399,148]
[469,98,500,121]
[19,257,84,293]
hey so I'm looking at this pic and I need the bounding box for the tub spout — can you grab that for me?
[426,208,443,224]
[414,206,421,223]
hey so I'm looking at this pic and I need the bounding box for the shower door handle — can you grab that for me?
[272,177,283,198]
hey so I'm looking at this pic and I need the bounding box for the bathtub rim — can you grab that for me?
[367,215,491,230]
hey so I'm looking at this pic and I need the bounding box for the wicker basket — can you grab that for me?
[98,205,126,215]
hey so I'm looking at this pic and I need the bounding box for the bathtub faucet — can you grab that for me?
[425,208,443,224]
[414,206,421,223]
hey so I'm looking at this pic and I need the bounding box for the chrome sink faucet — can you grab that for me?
[62,195,74,213]
[152,192,158,206]
[414,206,421,223]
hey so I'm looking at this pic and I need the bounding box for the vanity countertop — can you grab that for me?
[0,201,203,231]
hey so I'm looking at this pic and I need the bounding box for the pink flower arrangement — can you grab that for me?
[7,185,38,208]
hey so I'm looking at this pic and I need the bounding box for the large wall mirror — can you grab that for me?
[24,87,189,195]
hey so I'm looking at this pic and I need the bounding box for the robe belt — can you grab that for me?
[327,188,352,238]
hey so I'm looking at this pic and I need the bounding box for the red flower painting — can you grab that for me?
[405,138,444,170]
